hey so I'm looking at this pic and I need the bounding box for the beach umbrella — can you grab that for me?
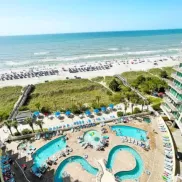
[109,104,114,109]
[33,111,40,117]
[101,107,106,112]
[85,110,91,116]
[79,121,82,125]
[55,111,61,117]
[53,127,56,131]
[65,110,71,116]
[88,119,92,123]
[82,120,85,125]
[94,109,99,114]
[48,127,52,131]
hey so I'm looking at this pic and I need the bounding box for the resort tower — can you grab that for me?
[161,61,182,132]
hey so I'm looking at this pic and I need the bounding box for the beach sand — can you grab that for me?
[0,56,180,87]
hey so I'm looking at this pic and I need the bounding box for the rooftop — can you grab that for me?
[15,110,32,123]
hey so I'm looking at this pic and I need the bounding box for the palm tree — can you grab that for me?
[11,120,20,134]
[95,96,101,107]
[25,117,35,133]
[4,120,13,135]
[124,102,128,115]
[35,120,44,132]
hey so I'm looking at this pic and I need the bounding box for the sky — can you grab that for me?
[0,0,182,36]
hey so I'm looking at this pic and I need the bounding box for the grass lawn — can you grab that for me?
[121,71,152,83]
[0,86,22,120]
[26,79,113,111]
[147,96,162,105]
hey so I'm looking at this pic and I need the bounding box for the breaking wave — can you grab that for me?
[34,52,49,56]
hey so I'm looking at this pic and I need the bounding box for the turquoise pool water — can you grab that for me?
[111,125,147,141]
[106,145,144,181]
[32,136,66,168]
[83,130,102,147]
[54,156,99,182]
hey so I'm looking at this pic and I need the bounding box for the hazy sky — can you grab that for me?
[0,0,182,36]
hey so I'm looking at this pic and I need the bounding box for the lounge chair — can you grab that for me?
[29,145,36,151]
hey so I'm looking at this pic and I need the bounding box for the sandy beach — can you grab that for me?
[0,56,180,87]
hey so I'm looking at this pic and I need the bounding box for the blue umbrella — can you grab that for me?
[53,127,56,131]
[55,111,61,117]
[85,110,91,116]
[101,107,106,112]
[88,119,92,123]
[33,111,40,117]
[48,127,52,131]
[82,120,85,124]
[109,104,114,109]
[65,110,71,116]
[94,109,99,114]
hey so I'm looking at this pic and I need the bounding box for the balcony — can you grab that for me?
[163,97,177,111]
[165,91,182,104]
[171,73,182,83]
[167,80,182,94]
[160,104,175,120]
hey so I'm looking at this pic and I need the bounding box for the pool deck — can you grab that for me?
[5,115,167,182]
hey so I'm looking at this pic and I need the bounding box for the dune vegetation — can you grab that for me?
[26,79,113,112]
[0,86,22,121]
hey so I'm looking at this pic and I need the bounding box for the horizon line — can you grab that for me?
[0,28,182,37]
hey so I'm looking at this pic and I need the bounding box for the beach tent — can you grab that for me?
[109,104,114,109]
[85,110,91,116]
[65,110,71,117]
[101,107,106,112]
[94,109,99,114]
[55,111,61,117]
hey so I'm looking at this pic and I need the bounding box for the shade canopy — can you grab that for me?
[94,109,99,113]
[55,111,61,117]
[101,107,106,112]
[65,110,71,116]
[33,111,40,117]
[109,104,114,109]
[85,110,91,116]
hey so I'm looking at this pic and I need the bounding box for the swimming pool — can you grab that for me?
[106,145,144,181]
[83,130,102,147]
[32,136,66,168]
[111,125,147,141]
[54,156,99,182]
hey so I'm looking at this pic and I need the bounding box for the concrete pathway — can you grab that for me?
[97,159,116,182]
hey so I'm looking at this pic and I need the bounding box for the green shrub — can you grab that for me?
[152,103,161,111]
[133,107,141,114]
[117,111,124,117]
[106,90,112,96]
[21,129,32,135]
[126,112,132,115]
[14,132,21,136]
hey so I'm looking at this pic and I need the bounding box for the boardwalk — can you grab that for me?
[115,74,147,101]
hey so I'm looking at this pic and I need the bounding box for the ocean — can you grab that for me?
[0,29,182,70]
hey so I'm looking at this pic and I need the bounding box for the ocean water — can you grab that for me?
[0,29,182,70]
